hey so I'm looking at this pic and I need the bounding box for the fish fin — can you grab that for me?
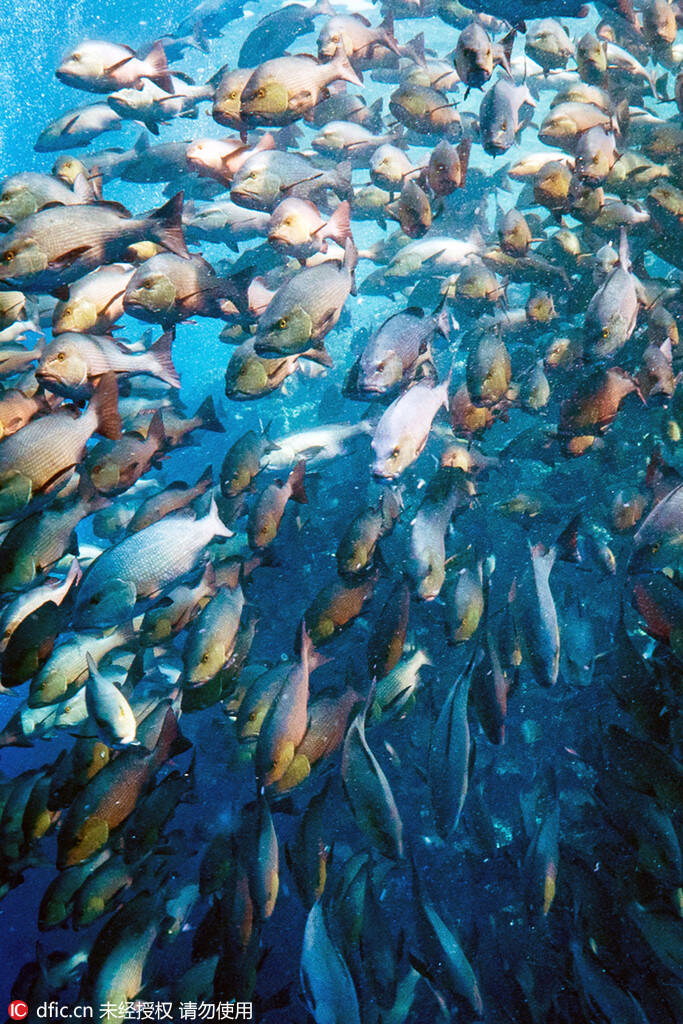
[148,328,180,388]
[302,343,333,368]
[288,460,307,504]
[500,29,517,77]
[50,245,91,272]
[146,192,189,259]
[457,138,472,189]
[147,408,167,450]
[51,284,71,301]
[72,172,95,203]
[344,236,359,296]
[404,32,426,67]
[92,372,122,441]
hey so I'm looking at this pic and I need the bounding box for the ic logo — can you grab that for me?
[8,1002,29,1021]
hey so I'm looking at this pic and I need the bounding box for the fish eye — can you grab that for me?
[229,91,237,100]
[376,361,385,372]
[501,120,508,131]
[392,446,400,458]
[201,653,209,663]
[277,317,288,329]
[601,327,610,338]
[3,251,14,262]
[651,542,660,553]
[257,88,266,99]
[248,171,257,179]
[57,351,66,361]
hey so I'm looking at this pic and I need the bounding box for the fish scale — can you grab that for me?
[0,406,98,487]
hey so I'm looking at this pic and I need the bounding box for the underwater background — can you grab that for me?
[0,0,682,1021]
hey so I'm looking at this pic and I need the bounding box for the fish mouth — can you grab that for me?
[55,67,78,85]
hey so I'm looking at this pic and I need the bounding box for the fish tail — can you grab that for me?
[194,394,225,433]
[91,372,122,441]
[149,328,181,388]
[206,493,234,538]
[143,40,173,94]
[331,41,363,88]
[324,200,352,248]
[146,192,189,259]
[379,13,401,57]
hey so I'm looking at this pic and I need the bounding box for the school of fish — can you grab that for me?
[0,0,682,1020]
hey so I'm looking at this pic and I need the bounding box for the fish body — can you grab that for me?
[74,497,232,627]
[36,330,179,399]
[372,376,450,478]
[0,196,187,292]
[56,39,172,93]
[231,149,351,211]
[254,240,357,357]
[240,47,362,127]
[35,104,121,152]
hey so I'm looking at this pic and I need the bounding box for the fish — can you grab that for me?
[428,648,475,837]
[318,13,401,68]
[247,460,307,549]
[0,374,121,517]
[123,252,246,326]
[346,301,449,399]
[34,104,122,152]
[73,495,232,627]
[238,2,334,69]
[182,581,245,685]
[583,229,640,359]
[371,374,450,479]
[479,76,536,155]
[268,198,352,258]
[0,194,188,292]
[85,653,138,746]
[36,329,179,399]
[231,148,351,211]
[0,171,95,229]
[341,702,404,859]
[241,46,363,127]
[511,543,560,688]
[253,238,357,357]
[51,263,135,335]
[56,39,172,93]
[454,23,515,91]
